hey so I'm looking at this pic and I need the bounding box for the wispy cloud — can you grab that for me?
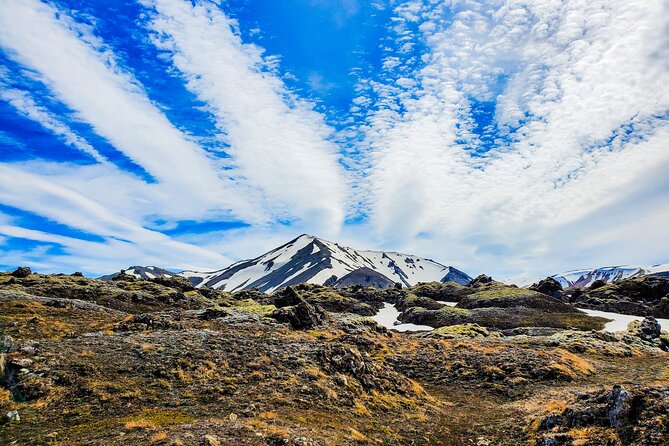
[0,0,255,219]
[0,84,107,162]
[355,0,669,275]
[142,0,348,234]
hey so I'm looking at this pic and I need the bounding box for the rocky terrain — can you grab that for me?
[1,268,668,445]
[398,276,608,331]
[564,276,669,318]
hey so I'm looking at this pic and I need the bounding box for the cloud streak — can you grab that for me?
[143,0,348,233]
[355,0,669,275]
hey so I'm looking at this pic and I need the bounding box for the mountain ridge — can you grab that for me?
[504,263,669,288]
[181,234,472,292]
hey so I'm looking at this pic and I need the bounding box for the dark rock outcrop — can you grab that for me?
[589,279,607,290]
[567,275,669,317]
[626,316,662,341]
[529,385,669,445]
[468,274,493,287]
[10,267,32,278]
[271,290,325,329]
[273,284,378,316]
[529,277,563,298]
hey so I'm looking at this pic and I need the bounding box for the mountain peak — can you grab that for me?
[182,236,471,293]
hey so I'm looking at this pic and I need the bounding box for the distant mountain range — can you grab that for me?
[101,236,668,293]
[101,234,471,293]
[505,264,669,289]
[551,264,669,289]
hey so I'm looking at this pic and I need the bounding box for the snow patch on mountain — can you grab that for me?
[99,266,177,281]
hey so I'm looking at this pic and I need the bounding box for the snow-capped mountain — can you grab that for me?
[182,234,471,293]
[99,266,177,281]
[548,263,669,289]
[504,263,669,289]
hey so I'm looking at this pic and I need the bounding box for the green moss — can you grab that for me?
[431,324,489,338]
[437,306,470,316]
[230,302,276,315]
[69,408,196,434]
[469,287,540,300]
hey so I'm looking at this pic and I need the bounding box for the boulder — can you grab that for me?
[10,266,32,278]
[469,274,493,287]
[271,299,324,329]
[589,279,607,290]
[626,317,662,341]
[653,296,669,318]
[0,335,17,353]
[419,323,490,339]
[607,385,633,428]
[2,410,20,424]
[198,308,230,320]
[529,277,563,297]
[273,286,302,308]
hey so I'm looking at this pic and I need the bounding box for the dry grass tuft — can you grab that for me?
[150,431,168,442]
[259,411,278,420]
[546,400,567,413]
[354,399,371,417]
[124,419,157,430]
[350,427,371,443]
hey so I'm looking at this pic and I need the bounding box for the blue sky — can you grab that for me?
[0,0,668,279]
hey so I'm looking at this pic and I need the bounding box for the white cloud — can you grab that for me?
[0,164,232,270]
[0,0,257,221]
[0,223,231,274]
[356,0,669,277]
[0,85,107,162]
[142,0,348,235]
[0,0,350,274]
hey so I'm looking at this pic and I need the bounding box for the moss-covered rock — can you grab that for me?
[424,323,491,339]
[458,286,578,313]
[395,293,444,312]
[405,307,605,331]
[410,281,473,302]
[273,284,378,316]
[567,275,669,317]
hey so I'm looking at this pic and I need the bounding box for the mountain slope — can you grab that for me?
[182,234,471,292]
[99,266,177,281]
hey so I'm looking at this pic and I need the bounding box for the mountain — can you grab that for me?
[99,265,177,281]
[182,234,471,293]
[548,263,669,289]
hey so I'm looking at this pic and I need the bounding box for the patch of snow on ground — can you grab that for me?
[579,308,669,333]
[371,303,433,332]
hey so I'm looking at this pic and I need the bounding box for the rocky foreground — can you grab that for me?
[1,269,668,445]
